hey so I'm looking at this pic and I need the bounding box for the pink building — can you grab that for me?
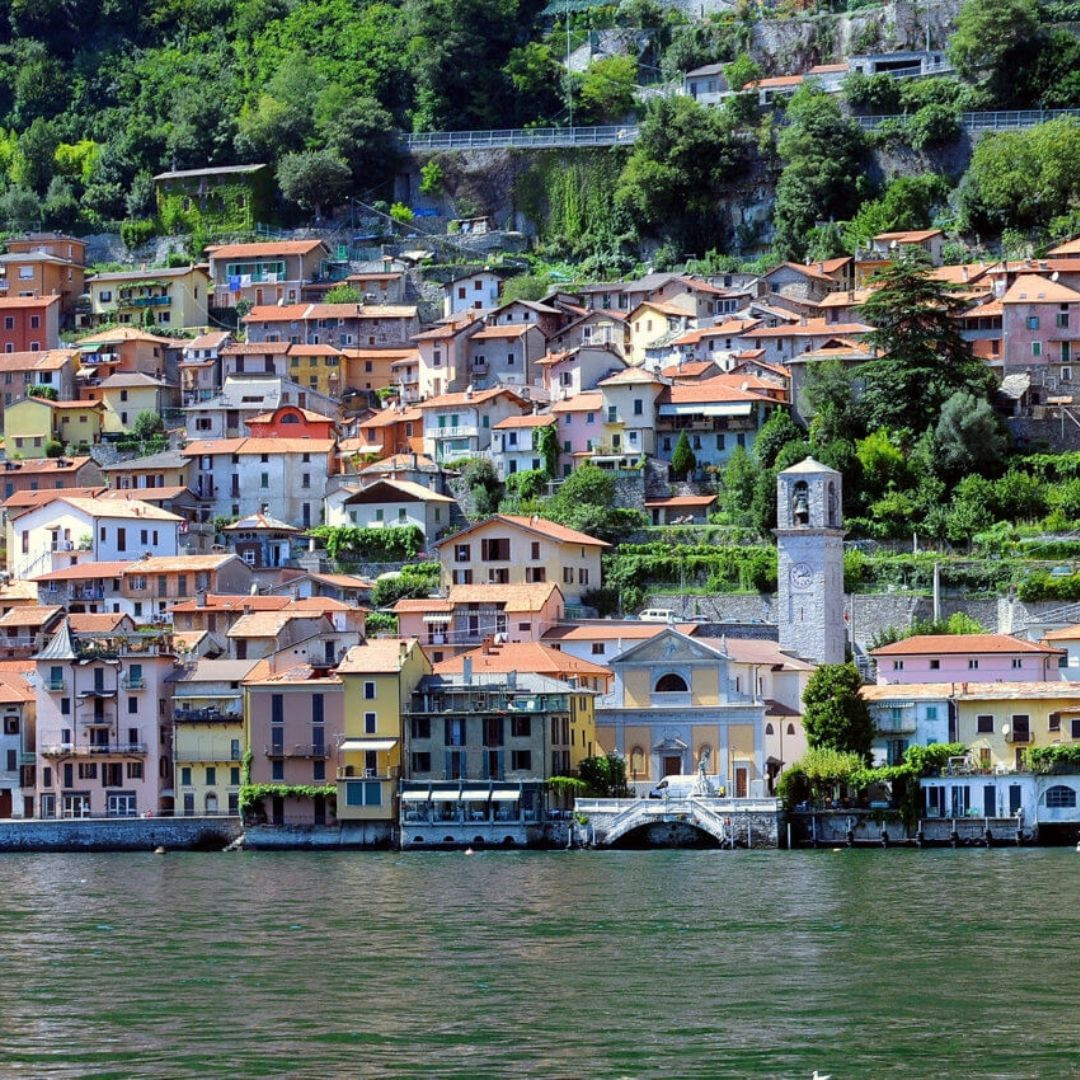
[244,657,344,825]
[1001,274,1080,377]
[871,634,1064,686]
[34,618,176,818]
[550,391,603,475]
[537,344,626,398]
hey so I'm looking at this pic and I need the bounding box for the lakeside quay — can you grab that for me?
[5,798,1079,851]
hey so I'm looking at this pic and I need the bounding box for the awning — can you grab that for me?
[430,790,462,801]
[489,791,521,802]
[340,738,397,752]
[658,402,753,417]
[422,614,451,623]
[400,790,430,802]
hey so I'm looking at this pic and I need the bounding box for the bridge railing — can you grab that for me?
[576,796,780,814]
[398,125,640,151]
[858,108,1080,131]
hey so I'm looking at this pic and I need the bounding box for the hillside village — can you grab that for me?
[0,217,1079,848]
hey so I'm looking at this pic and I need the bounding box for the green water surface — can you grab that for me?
[0,848,1077,1079]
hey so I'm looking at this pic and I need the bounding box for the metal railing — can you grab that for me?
[858,108,1080,131]
[41,743,147,757]
[398,125,640,151]
[264,743,333,759]
[175,707,242,724]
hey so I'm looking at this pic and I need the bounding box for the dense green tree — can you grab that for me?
[660,20,732,79]
[753,408,802,468]
[42,176,79,230]
[858,251,992,433]
[670,430,697,480]
[802,359,866,445]
[276,150,351,220]
[502,43,565,125]
[773,86,867,261]
[802,663,874,761]
[615,95,747,251]
[719,445,758,523]
[575,55,638,125]
[843,174,950,254]
[0,185,40,228]
[316,91,396,186]
[959,118,1080,234]
[949,0,1039,104]
[934,391,1009,480]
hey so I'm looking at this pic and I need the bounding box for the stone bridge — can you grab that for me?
[576,796,782,848]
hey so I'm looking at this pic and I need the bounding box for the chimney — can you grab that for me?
[399,640,408,661]
[196,589,206,608]
[481,635,495,655]
[962,266,969,282]
[463,656,472,684]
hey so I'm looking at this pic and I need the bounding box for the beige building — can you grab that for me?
[85,265,210,330]
[434,514,607,604]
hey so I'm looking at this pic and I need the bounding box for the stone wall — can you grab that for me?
[640,591,1080,648]
[243,822,394,849]
[0,815,241,852]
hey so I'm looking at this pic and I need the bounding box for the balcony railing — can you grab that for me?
[121,675,145,690]
[41,743,147,757]
[124,295,170,308]
[174,747,243,762]
[876,717,918,735]
[264,743,333,759]
[1006,729,1033,744]
[175,707,242,723]
[44,678,65,692]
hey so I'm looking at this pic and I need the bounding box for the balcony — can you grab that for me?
[264,743,333,759]
[876,716,918,735]
[175,707,242,723]
[125,295,171,308]
[337,766,400,780]
[44,677,65,692]
[1006,728,1033,744]
[174,746,243,762]
[121,674,145,690]
[41,743,147,757]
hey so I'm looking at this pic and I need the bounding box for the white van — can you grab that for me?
[639,608,675,623]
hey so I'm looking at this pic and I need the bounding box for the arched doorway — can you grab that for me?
[205,792,219,816]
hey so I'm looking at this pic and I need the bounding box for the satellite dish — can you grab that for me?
[1002,724,1011,736]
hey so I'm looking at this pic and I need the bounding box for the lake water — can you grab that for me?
[1,849,1079,1079]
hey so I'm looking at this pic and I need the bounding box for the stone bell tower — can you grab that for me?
[775,457,845,666]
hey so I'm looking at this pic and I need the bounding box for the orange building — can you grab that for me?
[244,404,337,440]
[347,407,423,462]
[0,251,85,322]
[0,295,61,353]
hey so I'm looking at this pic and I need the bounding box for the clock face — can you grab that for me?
[790,562,814,589]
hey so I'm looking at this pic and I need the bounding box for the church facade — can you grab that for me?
[593,629,767,797]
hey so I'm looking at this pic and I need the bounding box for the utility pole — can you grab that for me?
[567,7,574,128]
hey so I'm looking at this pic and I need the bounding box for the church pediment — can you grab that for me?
[612,628,727,667]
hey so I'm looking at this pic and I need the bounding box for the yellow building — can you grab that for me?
[335,638,431,827]
[172,659,258,817]
[626,300,695,366]
[86,265,210,331]
[434,513,608,605]
[595,628,766,796]
[4,396,104,456]
[286,343,344,397]
[86,372,172,434]
[955,682,1080,772]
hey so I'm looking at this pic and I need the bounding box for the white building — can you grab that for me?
[443,271,501,316]
[182,437,335,529]
[862,683,954,766]
[324,479,456,541]
[490,413,556,479]
[8,496,181,579]
[418,387,528,466]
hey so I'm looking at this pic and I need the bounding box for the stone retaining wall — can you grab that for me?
[0,816,241,852]
[243,822,394,849]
